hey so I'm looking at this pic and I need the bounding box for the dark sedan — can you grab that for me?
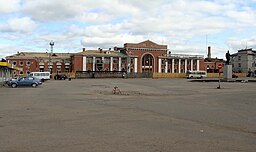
[54,74,68,80]
[8,76,42,88]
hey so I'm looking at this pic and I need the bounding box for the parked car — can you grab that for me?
[232,74,238,78]
[54,74,68,80]
[7,76,42,88]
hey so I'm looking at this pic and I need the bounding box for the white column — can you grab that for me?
[190,59,193,71]
[197,59,200,71]
[134,58,138,73]
[158,58,161,73]
[102,57,104,70]
[82,56,87,71]
[110,57,113,71]
[185,59,187,73]
[92,57,96,71]
[172,59,175,73]
[118,57,122,71]
[127,62,131,73]
[178,59,181,73]
[127,57,131,73]
[165,60,168,73]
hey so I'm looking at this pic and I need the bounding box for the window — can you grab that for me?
[96,58,102,63]
[27,71,30,75]
[26,60,30,65]
[104,58,110,64]
[113,58,118,64]
[20,71,24,75]
[238,63,241,67]
[12,61,17,65]
[238,56,241,61]
[130,58,134,64]
[87,58,93,63]
[20,61,24,66]
[121,58,126,64]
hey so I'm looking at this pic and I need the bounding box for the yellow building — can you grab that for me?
[0,62,21,83]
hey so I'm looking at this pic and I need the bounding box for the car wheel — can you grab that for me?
[11,83,17,88]
[32,83,37,88]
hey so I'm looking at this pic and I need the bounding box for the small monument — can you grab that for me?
[224,50,232,80]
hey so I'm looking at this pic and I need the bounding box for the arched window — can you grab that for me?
[142,54,154,72]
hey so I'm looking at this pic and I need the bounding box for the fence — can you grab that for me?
[153,73,186,78]
[64,71,247,79]
[75,71,153,79]
[153,72,247,78]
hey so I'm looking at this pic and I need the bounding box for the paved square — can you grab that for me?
[0,79,255,152]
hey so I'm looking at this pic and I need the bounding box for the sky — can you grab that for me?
[1,0,256,59]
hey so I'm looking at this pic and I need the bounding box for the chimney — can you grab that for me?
[82,48,86,52]
[207,46,211,59]
[98,48,103,53]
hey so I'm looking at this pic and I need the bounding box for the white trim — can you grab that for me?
[83,56,87,71]
[134,58,138,73]
[197,59,200,71]
[191,59,193,71]
[119,57,121,71]
[93,57,95,71]
[178,59,181,73]
[165,60,168,73]
[172,59,175,73]
[158,58,161,73]
[185,59,187,73]
[110,57,113,71]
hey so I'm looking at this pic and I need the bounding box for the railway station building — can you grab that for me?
[6,40,205,77]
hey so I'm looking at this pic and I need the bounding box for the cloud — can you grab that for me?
[80,34,145,49]
[226,38,256,52]
[0,0,20,13]
[1,0,256,59]
[21,0,140,22]
[0,44,19,59]
[22,0,86,21]
[0,17,37,33]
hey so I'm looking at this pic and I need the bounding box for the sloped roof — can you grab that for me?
[6,52,73,59]
[76,49,128,57]
[124,40,168,50]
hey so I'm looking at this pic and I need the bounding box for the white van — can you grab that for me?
[30,72,51,81]
[186,70,207,79]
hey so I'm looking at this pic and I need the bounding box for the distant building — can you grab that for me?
[6,40,206,77]
[71,47,128,72]
[0,61,21,82]
[230,48,256,73]
[120,40,204,73]
[6,52,72,76]
[204,46,224,73]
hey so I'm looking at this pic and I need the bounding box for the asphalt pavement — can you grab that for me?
[0,78,255,152]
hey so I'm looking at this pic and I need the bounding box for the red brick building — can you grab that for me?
[6,40,206,77]
[6,52,72,76]
[204,46,224,73]
[71,40,205,74]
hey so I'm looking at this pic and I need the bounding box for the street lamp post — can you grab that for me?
[49,40,54,74]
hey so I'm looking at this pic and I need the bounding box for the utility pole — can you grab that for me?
[49,40,54,74]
